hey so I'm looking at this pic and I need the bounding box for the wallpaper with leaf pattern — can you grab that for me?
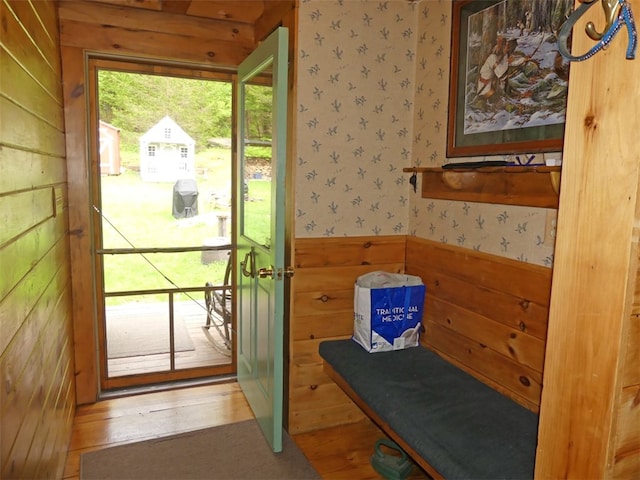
[295,0,558,267]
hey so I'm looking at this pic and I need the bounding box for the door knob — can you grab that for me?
[280,266,295,278]
[258,266,294,279]
[258,266,274,278]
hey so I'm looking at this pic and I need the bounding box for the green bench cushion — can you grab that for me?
[319,339,538,479]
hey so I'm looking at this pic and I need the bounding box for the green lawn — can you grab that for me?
[100,148,270,304]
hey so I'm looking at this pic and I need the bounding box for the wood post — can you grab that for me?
[535,0,640,477]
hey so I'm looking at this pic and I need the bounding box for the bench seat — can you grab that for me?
[319,339,539,479]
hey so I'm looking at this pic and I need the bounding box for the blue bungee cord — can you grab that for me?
[558,0,637,61]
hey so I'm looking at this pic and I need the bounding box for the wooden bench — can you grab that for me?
[320,339,539,479]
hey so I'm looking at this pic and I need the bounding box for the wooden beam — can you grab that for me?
[58,1,255,49]
[186,0,264,24]
[535,0,640,477]
[60,19,252,67]
[160,0,191,15]
[87,0,162,10]
[60,45,98,405]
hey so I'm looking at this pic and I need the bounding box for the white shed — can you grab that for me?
[139,116,195,182]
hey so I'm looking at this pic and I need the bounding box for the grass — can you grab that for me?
[100,147,270,305]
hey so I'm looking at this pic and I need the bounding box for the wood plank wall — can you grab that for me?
[405,237,552,412]
[0,1,75,478]
[289,235,553,436]
[534,1,640,475]
[612,248,640,477]
[288,236,406,434]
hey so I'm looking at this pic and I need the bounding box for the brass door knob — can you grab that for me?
[281,266,295,278]
[258,266,274,278]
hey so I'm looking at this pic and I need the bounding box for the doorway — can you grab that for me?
[89,58,246,391]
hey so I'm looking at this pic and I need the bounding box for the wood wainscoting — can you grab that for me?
[289,235,553,440]
[288,236,406,434]
[405,237,552,412]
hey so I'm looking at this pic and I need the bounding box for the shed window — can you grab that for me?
[164,128,171,139]
[148,145,156,157]
[180,147,188,158]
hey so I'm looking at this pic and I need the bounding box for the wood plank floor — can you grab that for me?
[63,382,429,479]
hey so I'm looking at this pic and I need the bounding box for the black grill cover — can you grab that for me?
[172,179,198,218]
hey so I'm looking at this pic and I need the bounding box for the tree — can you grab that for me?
[98,71,234,151]
[244,83,273,140]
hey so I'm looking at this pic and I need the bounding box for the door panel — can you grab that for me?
[236,27,289,452]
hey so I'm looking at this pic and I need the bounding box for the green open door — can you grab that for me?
[236,27,289,452]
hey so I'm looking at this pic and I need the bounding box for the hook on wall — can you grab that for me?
[558,0,637,62]
[586,0,622,40]
[409,172,418,193]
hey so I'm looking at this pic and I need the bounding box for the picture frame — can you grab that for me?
[447,0,572,157]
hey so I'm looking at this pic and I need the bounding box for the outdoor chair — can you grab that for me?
[204,253,232,350]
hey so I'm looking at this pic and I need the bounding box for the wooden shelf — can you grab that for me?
[404,166,561,208]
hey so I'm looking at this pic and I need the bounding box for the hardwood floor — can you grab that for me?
[63,382,429,479]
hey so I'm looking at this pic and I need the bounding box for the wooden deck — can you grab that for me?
[106,301,232,377]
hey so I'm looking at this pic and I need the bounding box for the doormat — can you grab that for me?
[80,419,321,479]
[106,312,195,359]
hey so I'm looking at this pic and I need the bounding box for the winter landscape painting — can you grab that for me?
[447,0,573,157]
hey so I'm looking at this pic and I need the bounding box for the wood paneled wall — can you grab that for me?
[288,236,406,434]
[615,274,640,477]
[0,1,75,478]
[289,235,552,437]
[535,0,640,476]
[406,237,551,412]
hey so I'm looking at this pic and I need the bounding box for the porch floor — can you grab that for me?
[106,300,232,377]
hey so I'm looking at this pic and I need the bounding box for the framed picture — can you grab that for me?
[447,0,573,157]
